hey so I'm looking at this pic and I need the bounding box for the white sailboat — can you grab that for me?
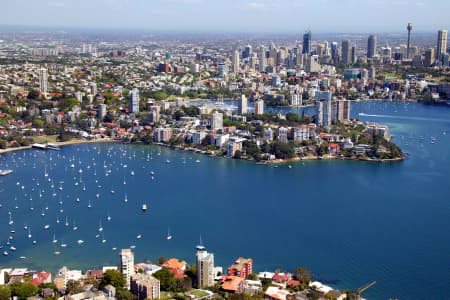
[167,227,172,240]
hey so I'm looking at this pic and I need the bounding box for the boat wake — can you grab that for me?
[358,112,450,123]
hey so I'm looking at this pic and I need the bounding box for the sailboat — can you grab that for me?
[98,221,103,232]
[73,221,78,231]
[124,194,128,203]
[61,240,67,248]
[107,212,112,222]
[88,200,92,208]
[102,233,106,244]
[65,217,69,227]
[56,215,60,224]
[28,228,32,239]
[52,234,57,244]
[166,227,172,240]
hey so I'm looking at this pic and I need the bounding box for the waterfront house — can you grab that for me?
[220,276,244,294]
[265,286,290,300]
[227,257,253,278]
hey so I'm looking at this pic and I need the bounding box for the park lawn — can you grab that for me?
[33,135,58,143]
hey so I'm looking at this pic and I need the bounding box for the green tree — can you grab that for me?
[27,89,40,99]
[11,282,38,299]
[116,289,137,300]
[0,285,11,300]
[293,267,311,283]
[153,269,175,291]
[100,270,126,290]
[65,280,84,295]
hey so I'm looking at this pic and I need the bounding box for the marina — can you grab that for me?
[0,101,448,300]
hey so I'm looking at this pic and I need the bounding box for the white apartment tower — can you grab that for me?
[196,244,215,289]
[39,68,48,95]
[120,249,135,290]
[238,94,247,115]
[129,88,140,114]
[232,49,240,73]
[211,112,223,131]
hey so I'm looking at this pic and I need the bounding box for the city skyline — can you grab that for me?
[1,0,450,33]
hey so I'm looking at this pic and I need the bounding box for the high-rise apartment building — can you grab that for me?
[211,112,223,131]
[98,104,107,119]
[120,249,135,290]
[89,82,97,96]
[238,94,247,115]
[131,273,160,300]
[254,100,264,115]
[39,68,48,95]
[341,40,351,65]
[335,100,351,122]
[259,46,266,72]
[232,49,240,73]
[196,244,215,289]
[437,29,448,59]
[368,35,376,58]
[129,88,140,114]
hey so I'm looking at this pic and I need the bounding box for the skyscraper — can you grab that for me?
[232,49,240,73]
[368,35,376,58]
[39,68,48,95]
[437,30,448,59]
[331,42,339,62]
[243,45,252,59]
[341,40,351,65]
[424,48,435,67]
[120,249,135,290]
[335,100,351,122]
[259,46,266,72]
[196,243,214,289]
[129,88,140,114]
[302,31,311,54]
[238,94,247,115]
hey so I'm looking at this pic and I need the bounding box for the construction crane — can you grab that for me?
[358,281,376,300]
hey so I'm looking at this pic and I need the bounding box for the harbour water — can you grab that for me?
[0,101,449,300]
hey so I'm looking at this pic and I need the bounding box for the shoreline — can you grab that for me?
[0,138,404,164]
[0,138,119,155]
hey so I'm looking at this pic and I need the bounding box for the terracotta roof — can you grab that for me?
[162,258,187,270]
[221,276,244,292]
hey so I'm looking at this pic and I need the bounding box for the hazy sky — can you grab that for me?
[2,0,449,32]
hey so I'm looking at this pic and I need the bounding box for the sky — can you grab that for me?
[1,0,449,33]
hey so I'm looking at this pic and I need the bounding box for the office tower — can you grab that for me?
[238,94,247,115]
[196,244,214,289]
[98,104,107,119]
[437,30,448,59]
[316,44,325,57]
[335,100,351,122]
[351,46,357,63]
[232,49,240,73]
[129,88,140,114]
[89,82,97,96]
[331,42,339,62]
[211,112,223,131]
[243,45,252,59]
[254,100,264,115]
[407,23,413,58]
[424,48,435,67]
[131,274,160,300]
[120,249,135,290]
[368,35,376,58]
[341,40,351,65]
[303,31,312,54]
[39,68,48,95]
[259,46,266,72]
[306,55,320,73]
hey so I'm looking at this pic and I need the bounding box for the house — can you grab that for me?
[286,280,300,288]
[86,270,103,280]
[272,273,292,284]
[243,279,262,294]
[41,288,55,298]
[220,276,244,294]
[161,258,187,271]
[265,286,290,300]
[327,143,340,156]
